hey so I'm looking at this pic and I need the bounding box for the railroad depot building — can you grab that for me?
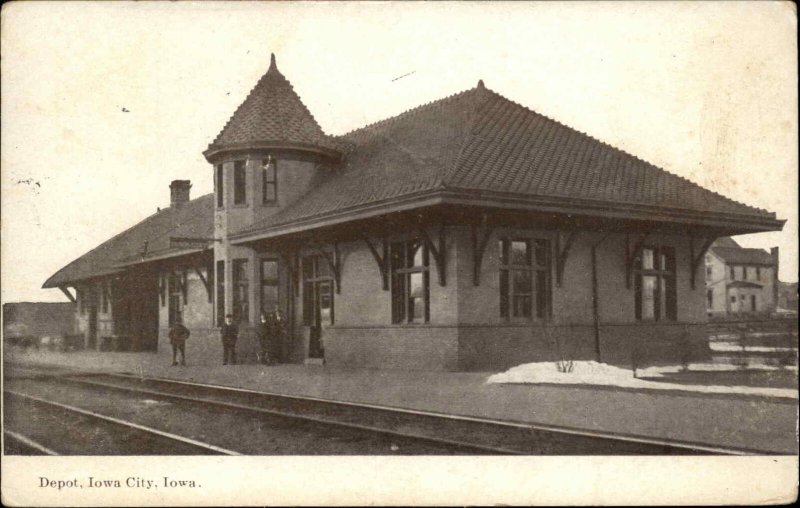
[44,55,784,371]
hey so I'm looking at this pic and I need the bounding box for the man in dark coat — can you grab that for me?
[220,314,238,365]
[257,309,286,365]
[168,322,190,366]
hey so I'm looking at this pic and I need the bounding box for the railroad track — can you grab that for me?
[4,390,238,455]
[5,366,774,455]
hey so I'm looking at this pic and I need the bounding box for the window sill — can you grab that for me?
[231,203,249,209]
[262,202,280,207]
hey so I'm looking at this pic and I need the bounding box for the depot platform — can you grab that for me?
[4,348,797,454]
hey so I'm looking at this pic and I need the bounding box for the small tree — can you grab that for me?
[543,322,575,373]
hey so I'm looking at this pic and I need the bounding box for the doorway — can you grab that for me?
[302,255,334,360]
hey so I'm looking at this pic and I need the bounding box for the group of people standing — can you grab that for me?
[167,309,286,367]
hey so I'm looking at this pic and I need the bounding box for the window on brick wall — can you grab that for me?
[260,259,279,315]
[232,259,249,322]
[101,282,109,314]
[707,289,713,309]
[302,255,334,326]
[215,164,224,208]
[262,157,277,205]
[390,239,429,324]
[634,246,677,321]
[499,238,551,320]
[233,160,246,205]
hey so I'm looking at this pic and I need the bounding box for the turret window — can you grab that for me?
[262,157,277,205]
[233,160,247,205]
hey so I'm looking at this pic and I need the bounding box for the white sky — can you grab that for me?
[1,1,797,303]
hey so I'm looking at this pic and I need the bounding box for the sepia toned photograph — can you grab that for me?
[1,1,797,505]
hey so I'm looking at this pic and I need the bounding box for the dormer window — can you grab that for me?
[262,157,277,205]
[233,160,247,205]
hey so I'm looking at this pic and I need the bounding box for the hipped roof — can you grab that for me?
[233,81,781,240]
[43,194,214,288]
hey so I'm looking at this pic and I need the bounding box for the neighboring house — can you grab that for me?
[705,237,779,316]
[2,302,76,340]
[43,54,784,370]
[777,282,798,313]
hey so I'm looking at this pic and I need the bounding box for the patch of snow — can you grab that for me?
[486,361,797,399]
[709,342,797,353]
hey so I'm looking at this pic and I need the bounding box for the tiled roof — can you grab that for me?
[236,82,778,237]
[206,54,340,155]
[711,246,775,266]
[43,194,214,287]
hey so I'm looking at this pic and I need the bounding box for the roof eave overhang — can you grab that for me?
[42,248,210,288]
[203,141,342,164]
[230,188,784,244]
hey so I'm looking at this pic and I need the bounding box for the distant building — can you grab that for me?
[705,237,779,316]
[44,54,785,370]
[778,282,798,313]
[3,302,76,340]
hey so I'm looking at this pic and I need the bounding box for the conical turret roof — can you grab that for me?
[204,54,341,160]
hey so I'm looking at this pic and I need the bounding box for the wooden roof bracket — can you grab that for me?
[625,232,650,289]
[59,286,76,303]
[418,224,447,286]
[363,236,389,291]
[555,231,579,287]
[193,266,212,303]
[470,219,494,286]
[690,236,717,290]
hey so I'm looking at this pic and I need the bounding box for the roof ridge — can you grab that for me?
[475,87,771,216]
[336,85,480,140]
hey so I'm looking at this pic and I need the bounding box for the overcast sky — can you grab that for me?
[1,1,797,303]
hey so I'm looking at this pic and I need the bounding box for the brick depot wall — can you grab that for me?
[316,230,459,370]
[324,326,459,370]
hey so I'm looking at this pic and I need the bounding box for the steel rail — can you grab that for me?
[4,430,59,455]
[4,390,241,456]
[19,369,774,455]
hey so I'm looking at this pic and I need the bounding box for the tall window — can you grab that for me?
[634,246,677,321]
[168,273,183,326]
[499,238,551,320]
[391,239,429,324]
[216,260,225,326]
[756,266,762,281]
[750,294,757,312]
[215,164,224,208]
[232,259,249,322]
[707,289,714,309]
[730,266,735,280]
[233,160,246,205]
[260,259,279,314]
[101,282,110,314]
[262,158,277,205]
[302,255,334,326]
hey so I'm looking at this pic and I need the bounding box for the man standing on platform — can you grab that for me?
[221,314,238,365]
[168,321,190,366]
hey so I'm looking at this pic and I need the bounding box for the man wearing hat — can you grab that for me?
[220,314,239,365]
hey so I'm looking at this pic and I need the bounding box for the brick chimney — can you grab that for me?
[170,180,191,207]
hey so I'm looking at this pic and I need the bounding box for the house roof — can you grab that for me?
[43,194,214,288]
[713,237,742,249]
[233,81,781,240]
[204,54,341,160]
[711,246,775,266]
